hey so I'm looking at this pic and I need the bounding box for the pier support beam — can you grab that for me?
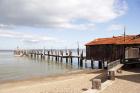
[98,61,103,69]
[80,58,83,67]
[85,59,87,68]
[48,51,50,60]
[78,57,80,63]
[31,54,33,58]
[42,55,45,60]
[55,56,57,62]
[60,57,63,62]
[66,57,68,63]
[70,57,73,64]
[91,59,94,69]
[40,54,43,59]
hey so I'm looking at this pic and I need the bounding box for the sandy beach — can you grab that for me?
[0,66,140,93]
[0,69,104,93]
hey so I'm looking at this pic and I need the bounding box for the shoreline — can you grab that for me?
[0,67,139,93]
[0,69,104,93]
[0,69,103,86]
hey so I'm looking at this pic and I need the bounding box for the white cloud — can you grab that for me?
[0,24,15,29]
[0,0,127,29]
[108,24,124,31]
[0,29,63,43]
[56,23,95,30]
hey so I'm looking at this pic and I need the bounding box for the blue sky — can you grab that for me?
[0,0,139,49]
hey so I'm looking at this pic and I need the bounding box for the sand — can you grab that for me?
[0,67,140,93]
[100,67,140,93]
[0,69,103,93]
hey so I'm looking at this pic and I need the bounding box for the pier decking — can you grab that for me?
[13,49,91,68]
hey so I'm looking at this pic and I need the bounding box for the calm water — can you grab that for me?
[0,51,93,82]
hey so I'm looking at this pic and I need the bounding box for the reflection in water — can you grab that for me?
[0,51,93,82]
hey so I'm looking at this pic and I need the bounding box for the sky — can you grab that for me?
[0,0,139,49]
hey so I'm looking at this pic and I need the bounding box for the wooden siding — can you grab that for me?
[86,45,125,61]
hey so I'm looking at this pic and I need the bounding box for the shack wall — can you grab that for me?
[86,45,124,61]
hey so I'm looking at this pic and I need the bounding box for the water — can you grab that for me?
[0,51,93,82]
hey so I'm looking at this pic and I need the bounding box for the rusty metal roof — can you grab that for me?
[85,34,140,46]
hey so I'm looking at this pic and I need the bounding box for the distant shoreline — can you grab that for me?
[0,50,13,52]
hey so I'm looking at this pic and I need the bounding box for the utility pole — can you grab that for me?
[77,41,80,56]
[123,26,126,63]
[123,26,126,42]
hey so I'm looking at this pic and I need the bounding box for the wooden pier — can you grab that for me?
[13,49,88,68]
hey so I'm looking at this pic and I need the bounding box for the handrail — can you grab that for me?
[107,59,120,70]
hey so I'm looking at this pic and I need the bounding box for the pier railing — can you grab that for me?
[107,59,121,70]
[14,49,86,67]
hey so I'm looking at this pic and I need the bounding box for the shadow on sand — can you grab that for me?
[116,64,140,83]
[116,74,140,83]
[89,70,108,83]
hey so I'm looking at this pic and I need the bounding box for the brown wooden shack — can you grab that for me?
[85,34,140,68]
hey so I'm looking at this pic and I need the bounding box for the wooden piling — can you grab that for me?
[69,50,72,64]
[41,54,43,59]
[92,79,101,90]
[80,58,83,67]
[108,71,115,80]
[57,51,59,62]
[91,59,94,69]
[79,50,84,67]
[85,59,87,68]
[98,61,103,69]
[31,53,33,58]
[60,50,63,62]
[14,49,87,68]
[66,57,68,63]
[48,51,50,60]
[66,50,68,63]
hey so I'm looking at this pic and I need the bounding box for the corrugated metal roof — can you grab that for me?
[85,34,140,46]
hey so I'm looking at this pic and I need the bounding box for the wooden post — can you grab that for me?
[92,79,101,90]
[51,49,53,61]
[77,45,80,64]
[61,54,63,62]
[37,51,39,58]
[80,58,83,67]
[78,57,80,67]
[85,59,87,68]
[80,56,83,67]
[60,50,63,62]
[69,50,72,64]
[61,56,63,62]
[98,61,102,69]
[48,51,50,60]
[57,51,59,62]
[91,59,94,69]
[55,50,57,62]
[41,54,43,59]
[108,71,115,80]
[43,49,45,60]
[55,56,57,62]
[43,55,45,60]
[66,57,68,63]
[34,53,36,58]
[70,57,72,64]
[52,56,53,61]
[80,51,83,67]
[31,53,33,58]
[78,57,80,63]
[66,51,68,63]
